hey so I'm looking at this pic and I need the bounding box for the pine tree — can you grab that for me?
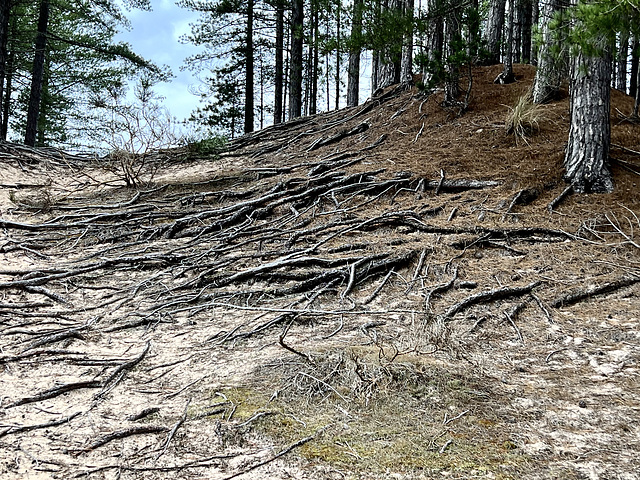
[532,0,569,104]
[288,0,304,118]
[564,0,640,192]
[484,0,507,64]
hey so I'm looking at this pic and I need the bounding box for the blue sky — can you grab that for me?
[115,1,202,122]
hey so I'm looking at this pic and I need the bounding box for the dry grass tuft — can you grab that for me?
[505,91,546,145]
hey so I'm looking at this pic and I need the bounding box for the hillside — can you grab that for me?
[1,64,639,480]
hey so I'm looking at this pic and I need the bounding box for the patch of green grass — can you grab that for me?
[201,349,531,478]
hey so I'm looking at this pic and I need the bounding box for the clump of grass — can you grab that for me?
[505,91,545,145]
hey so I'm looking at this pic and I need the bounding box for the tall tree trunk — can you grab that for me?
[484,0,507,65]
[443,2,462,103]
[532,0,568,103]
[375,0,402,90]
[25,0,50,146]
[347,0,362,107]
[1,13,13,141]
[630,36,638,100]
[565,49,613,193]
[495,1,515,84]
[616,33,628,92]
[423,0,444,86]
[335,0,340,109]
[0,0,11,132]
[634,51,640,117]
[530,0,539,65]
[274,0,284,124]
[400,0,414,83]
[288,0,304,119]
[310,3,319,114]
[513,0,522,64]
[244,0,254,134]
[466,0,480,59]
[259,52,264,129]
[521,0,532,64]
[1,43,12,140]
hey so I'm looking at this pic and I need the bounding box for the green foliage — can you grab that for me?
[4,0,162,149]
[186,134,228,156]
[565,0,640,57]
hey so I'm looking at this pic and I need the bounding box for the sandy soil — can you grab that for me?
[1,65,639,480]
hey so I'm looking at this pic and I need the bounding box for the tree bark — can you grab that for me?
[423,0,444,86]
[25,0,50,147]
[616,33,628,92]
[400,0,414,83]
[335,0,341,109]
[288,0,304,119]
[564,50,613,193]
[484,0,507,65]
[274,0,284,124]
[520,0,532,64]
[494,1,515,84]
[244,0,254,134]
[630,36,638,100]
[374,0,402,90]
[347,0,362,107]
[530,0,539,64]
[310,3,319,114]
[0,0,11,131]
[444,2,462,102]
[532,0,568,103]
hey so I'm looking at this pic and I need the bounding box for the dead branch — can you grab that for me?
[0,412,81,438]
[442,281,541,320]
[221,432,320,480]
[551,276,640,308]
[7,380,102,408]
[83,425,169,452]
[97,341,151,398]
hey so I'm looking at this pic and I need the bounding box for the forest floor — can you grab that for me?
[1,64,639,480]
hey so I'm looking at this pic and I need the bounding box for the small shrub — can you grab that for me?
[187,135,227,157]
[505,91,546,145]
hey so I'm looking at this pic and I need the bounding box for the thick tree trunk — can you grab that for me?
[532,0,568,103]
[484,0,507,65]
[564,50,613,193]
[400,0,414,83]
[288,0,304,119]
[25,0,50,146]
[274,1,284,124]
[347,0,362,107]
[244,0,254,134]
